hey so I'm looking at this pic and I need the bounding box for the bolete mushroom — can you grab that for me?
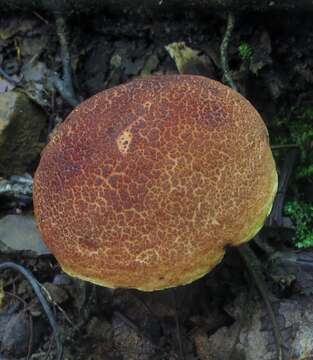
[33,75,277,291]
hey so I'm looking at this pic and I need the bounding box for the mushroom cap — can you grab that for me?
[33,75,277,291]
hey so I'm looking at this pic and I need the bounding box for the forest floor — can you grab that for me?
[0,8,313,360]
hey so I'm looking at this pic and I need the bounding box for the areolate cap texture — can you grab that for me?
[33,75,277,291]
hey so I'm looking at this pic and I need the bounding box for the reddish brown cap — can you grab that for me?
[33,75,277,291]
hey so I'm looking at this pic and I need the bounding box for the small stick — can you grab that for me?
[55,16,75,98]
[32,11,50,25]
[220,12,283,360]
[26,308,34,360]
[172,289,185,360]
[220,13,237,91]
[52,15,79,107]
[40,284,76,328]
[0,262,63,360]
[238,246,283,360]
[271,144,299,150]
[268,148,299,227]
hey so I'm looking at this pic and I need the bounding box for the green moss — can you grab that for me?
[273,116,312,158]
[296,164,313,180]
[290,123,313,160]
[272,107,313,179]
[284,201,313,248]
[238,42,254,62]
[272,107,313,248]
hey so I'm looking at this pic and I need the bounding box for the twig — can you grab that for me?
[271,144,299,150]
[220,12,283,360]
[40,284,76,328]
[44,334,54,360]
[26,308,34,360]
[220,13,237,91]
[56,16,74,97]
[32,11,50,25]
[238,246,283,360]
[172,289,185,360]
[52,15,79,107]
[278,251,313,268]
[0,262,63,360]
[268,148,299,227]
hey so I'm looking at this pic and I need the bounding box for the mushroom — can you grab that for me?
[33,75,277,291]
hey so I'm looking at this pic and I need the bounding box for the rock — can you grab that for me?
[0,214,50,255]
[21,62,49,83]
[53,273,72,286]
[194,326,239,360]
[0,311,29,358]
[86,317,112,343]
[0,91,46,177]
[268,251,313,296]
[112,312,156,360]
[0,78,15,93]
[0,310,46,358]
[193,292,313,360]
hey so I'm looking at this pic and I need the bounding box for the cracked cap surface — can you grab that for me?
[33,75,277,291]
